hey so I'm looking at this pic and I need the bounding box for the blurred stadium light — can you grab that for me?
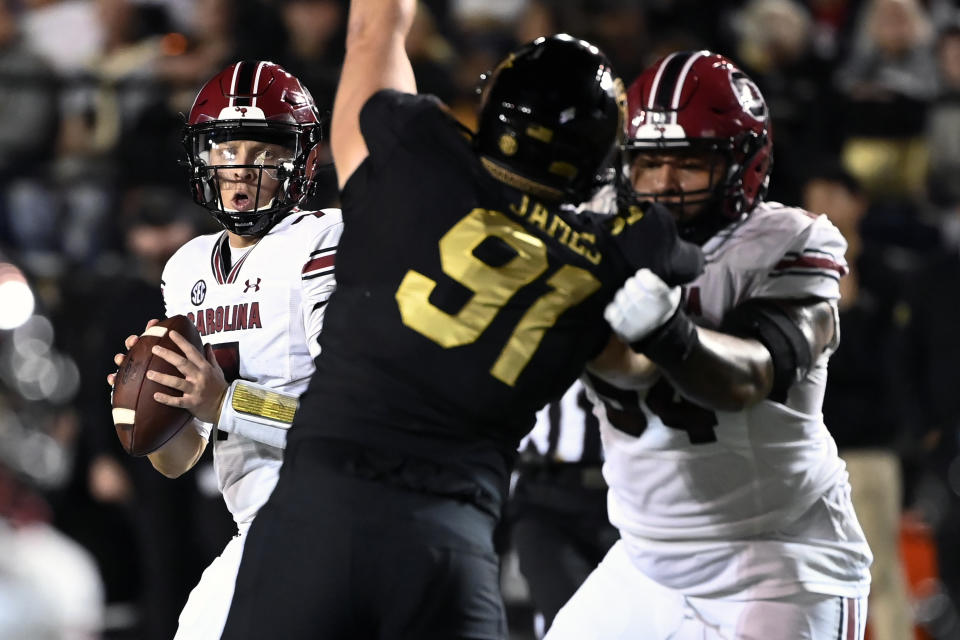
[0,262,34,331]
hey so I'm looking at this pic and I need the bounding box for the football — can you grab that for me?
[111,315,204,456]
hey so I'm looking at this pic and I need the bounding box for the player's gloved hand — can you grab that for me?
[608,201,704,287]
[605,269,700,366]
[604,268,681,343]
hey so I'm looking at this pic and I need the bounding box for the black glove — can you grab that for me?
[606,200,704,287]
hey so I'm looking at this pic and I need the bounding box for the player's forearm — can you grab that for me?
[666,298,835,410]
[345,0,416,46]
[214,380,299,449]
[587,334,660,389]
[658,328,774,412]
[333,0,416,186]
[148,424,207,478]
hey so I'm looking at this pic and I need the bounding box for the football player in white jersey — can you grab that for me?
[107,61,343,640]
[546,51,872,640]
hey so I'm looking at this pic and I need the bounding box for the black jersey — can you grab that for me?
[293,90,701,494]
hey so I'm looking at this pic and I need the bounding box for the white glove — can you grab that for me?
[604,268,682,343]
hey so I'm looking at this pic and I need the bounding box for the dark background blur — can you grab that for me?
[2,0,960,638]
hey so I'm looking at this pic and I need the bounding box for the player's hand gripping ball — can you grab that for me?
[111,315,204,456]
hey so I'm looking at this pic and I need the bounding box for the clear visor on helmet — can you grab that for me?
[186,123,305,217]
[190,125,300,181]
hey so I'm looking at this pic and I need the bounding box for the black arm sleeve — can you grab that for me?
[720,299,813,403]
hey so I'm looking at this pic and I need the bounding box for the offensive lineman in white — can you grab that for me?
[547,52,872,639]
[107,61,342,640]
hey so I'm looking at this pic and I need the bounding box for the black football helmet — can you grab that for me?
[476,34,626,203]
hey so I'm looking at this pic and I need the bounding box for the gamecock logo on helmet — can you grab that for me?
[731,74,767,121]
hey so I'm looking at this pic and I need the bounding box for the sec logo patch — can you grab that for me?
[191,280,207,305]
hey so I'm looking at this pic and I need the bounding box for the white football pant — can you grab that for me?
[173,522,249,640]
[546,541,867,640]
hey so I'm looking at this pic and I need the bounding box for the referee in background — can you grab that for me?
[508,379,619,638]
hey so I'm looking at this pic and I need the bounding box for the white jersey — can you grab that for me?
[592,202,872,599]
[161,209,342,525]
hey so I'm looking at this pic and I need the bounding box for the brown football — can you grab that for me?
[111,315,204,456]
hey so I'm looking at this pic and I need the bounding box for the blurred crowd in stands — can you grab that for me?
[2,0,960,638]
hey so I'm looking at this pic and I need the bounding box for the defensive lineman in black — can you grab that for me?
[222,1,703,638]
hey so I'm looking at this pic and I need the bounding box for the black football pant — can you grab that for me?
[509,467,619,632]
[220,437,507,640]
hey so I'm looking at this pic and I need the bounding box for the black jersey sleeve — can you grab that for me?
[342,90,472,207]
[607,201,704,287]
[358,90,465,166]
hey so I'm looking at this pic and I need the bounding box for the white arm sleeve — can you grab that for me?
[299,211,343,360]
[215,380,299,449]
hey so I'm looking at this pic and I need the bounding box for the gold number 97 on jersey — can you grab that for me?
[395,207,600,386]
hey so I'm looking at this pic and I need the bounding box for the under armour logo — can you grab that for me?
[244,278,261,293]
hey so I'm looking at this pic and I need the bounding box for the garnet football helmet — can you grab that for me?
[476,34,626,203]
[622,51,773,244]
[182,61,324,236]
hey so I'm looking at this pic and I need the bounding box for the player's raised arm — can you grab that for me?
[331,0,417,189]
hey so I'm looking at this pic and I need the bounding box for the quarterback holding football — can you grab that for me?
[108,61,342,640]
